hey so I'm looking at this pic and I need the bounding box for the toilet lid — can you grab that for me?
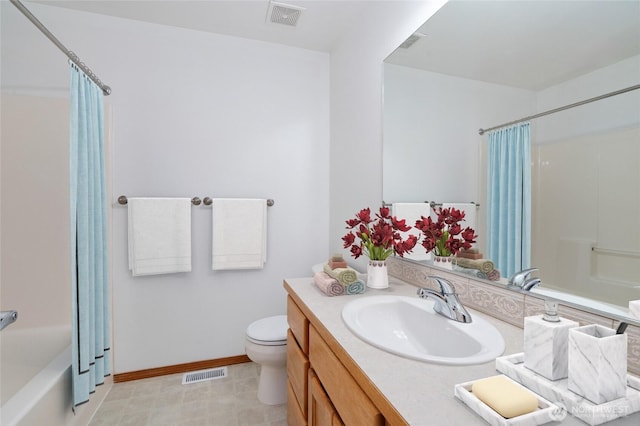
[246,315,288,344]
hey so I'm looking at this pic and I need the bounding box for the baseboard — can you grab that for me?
[113,354,251,383]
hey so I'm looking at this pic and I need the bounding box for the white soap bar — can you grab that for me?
[471,375,538,419]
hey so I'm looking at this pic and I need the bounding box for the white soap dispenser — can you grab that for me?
[523,300,579,381]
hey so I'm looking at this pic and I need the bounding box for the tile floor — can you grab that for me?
[89,362,287,426]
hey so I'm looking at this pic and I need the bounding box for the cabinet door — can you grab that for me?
[309,326,384,425]
[287,330,309,417]
[308,370,343,426]
[288,381,307,426]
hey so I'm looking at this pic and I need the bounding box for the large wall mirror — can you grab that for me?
[383,0,640,320]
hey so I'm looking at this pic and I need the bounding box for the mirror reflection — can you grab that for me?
[383,1,640,316]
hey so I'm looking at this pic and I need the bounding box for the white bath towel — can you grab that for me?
[392,202,432,261]
[441,202,477,231]
[212,198,267,270]
[127,198,192,276]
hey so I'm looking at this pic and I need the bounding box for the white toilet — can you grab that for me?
[244,315,288,405]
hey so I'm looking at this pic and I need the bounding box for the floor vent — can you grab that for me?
[182,367,228,385]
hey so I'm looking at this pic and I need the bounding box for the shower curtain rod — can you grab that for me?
[478,83,640,135]
[10,0,111,96]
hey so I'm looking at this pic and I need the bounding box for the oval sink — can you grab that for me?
[341,295,505,365]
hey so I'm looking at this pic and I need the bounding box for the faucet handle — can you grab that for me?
[507,267,538,287]
[428,276,456,295]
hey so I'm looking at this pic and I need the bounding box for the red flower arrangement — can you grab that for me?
[342,207,418,260]
[414,207,477,257]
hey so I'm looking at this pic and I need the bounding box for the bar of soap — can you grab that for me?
[471,375,538,418]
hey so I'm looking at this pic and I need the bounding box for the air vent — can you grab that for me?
[399,32,426,49]
[267,1,305,27]
[182,367,228,385]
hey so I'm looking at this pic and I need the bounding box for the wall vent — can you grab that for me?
[399,32,426,49]
[267,1,305,27]
[182,367,228,385]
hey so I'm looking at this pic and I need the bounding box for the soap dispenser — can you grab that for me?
[523,300,578,381]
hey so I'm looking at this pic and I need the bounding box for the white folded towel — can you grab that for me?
[441,202,477,231]
[392,202,432,261]
[212,198,267,270]
[127,198,192,276]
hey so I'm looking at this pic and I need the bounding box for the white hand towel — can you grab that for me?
[392,202,432,261]
[212,198,267,270]
[128,198,192,276]
[441,202,477,231]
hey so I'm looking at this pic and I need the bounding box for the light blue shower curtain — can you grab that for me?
[69,65,110,408]
[486,122,531,279]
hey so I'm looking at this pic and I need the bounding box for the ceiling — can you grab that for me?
[30,1,640,90]
[386,0,640,91]
[32,0,375,52]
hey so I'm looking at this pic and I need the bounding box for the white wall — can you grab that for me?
[329,0,449,271]
[2,3,330,373]
[383,65,535,203]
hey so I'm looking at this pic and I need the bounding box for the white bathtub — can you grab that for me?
[0,325,73,426]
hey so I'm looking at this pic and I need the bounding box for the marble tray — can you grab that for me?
[496,353,640,426]
[454,375,561,426]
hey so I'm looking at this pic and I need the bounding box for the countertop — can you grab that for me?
[284,276,640,425]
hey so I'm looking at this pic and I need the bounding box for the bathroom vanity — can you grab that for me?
[284,276,640,425]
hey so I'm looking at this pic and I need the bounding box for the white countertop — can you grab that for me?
[285,276,640,425]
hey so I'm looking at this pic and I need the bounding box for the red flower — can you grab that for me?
[415,207,476,257]
[342,206,417,260]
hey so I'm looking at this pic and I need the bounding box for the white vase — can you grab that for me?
[434,255,454,270]
[367,260,388,289]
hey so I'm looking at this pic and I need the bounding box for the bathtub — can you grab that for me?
[0,325,73,426]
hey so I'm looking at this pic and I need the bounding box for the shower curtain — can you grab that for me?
[486,122,531,279]
[69,64,110,407]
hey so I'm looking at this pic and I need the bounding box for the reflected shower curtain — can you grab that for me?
[486,122,531,279]
[69,65,110,407]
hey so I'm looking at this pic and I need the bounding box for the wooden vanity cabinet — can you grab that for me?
[286,295,386,426]
[308,370,344,426]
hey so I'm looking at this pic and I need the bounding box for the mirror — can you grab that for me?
[383,0,640,320]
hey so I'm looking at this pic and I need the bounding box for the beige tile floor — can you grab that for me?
[89,362,286,426]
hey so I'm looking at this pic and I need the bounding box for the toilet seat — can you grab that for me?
[246,315,288,346]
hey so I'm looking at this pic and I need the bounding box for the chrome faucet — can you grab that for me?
[522,277,541,291]
[417,276,472,323]
[507,268,539,290]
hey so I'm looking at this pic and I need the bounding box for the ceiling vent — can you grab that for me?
[266,1,305,27]
[399,32,426,49]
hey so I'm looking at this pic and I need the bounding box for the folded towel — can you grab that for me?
[212,198,267,270]
[455,257,495,273]
[328,259,348,269]
[323,264,358,285]
[456,267,488,280]
[127,198,192,276]
[345,280,365,295]
[456,251,483,260]
[392,202,432,261]
[441,202,477,231]
[487,269,501,281]
[313,272,345,296]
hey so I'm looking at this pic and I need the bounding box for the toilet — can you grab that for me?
[244,315,288,405]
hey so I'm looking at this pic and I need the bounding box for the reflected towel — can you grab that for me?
[212,198,267,270]
[127,198,192,276]
[345,280,365,295]
[323,264,358,285]
[455,257,495,273]
[487,269,501,281]
[457,267,488,280]
[313,272,345,296]
[392,202,432,261]
[441,202,477,231]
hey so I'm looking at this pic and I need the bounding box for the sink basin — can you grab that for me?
[341,295,505,365]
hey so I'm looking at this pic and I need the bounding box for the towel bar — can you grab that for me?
[117,196,202,206]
